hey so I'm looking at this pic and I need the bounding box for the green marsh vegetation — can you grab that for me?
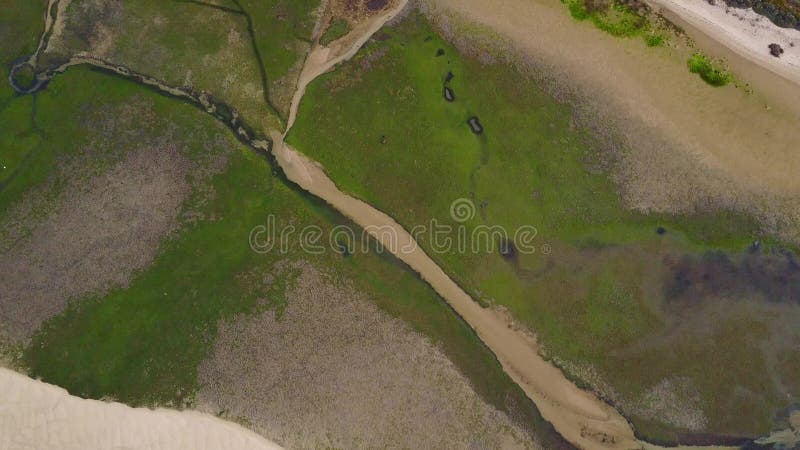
[320,19,352,46]
[563,0,668,46]
[287,12,798,441]
[234,0,322,117]
[9,64,36,90]
[35,0,323,126]
[0,67,568,447]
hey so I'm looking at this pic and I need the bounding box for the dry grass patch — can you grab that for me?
[0,140,191,340]
[198,262,537,450]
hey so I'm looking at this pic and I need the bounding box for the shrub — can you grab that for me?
[687,53,733,86]
[645,34,665,47]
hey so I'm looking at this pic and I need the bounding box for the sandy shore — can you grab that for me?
[0,368,283,450]
[648,0,800,86]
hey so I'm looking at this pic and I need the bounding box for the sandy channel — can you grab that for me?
[271,1,737,449]
[0,368,283,450]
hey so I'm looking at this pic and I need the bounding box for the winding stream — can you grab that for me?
[7,1,745,449]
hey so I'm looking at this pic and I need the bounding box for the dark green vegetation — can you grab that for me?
[320,19,352,46]
[0,66,569,447]
[0,0,47,108]
[0,0,46,65]
[234,0,322,117]
[9,64,36,90]
[0,0,50,202]
[688,53,734,87]
[563,0,667,46]
[287,12,799,442]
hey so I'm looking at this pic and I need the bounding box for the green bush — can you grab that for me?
[645,33,665,47]
[688,53,732,86]
[591,3,646,37]
[565,0,591,20]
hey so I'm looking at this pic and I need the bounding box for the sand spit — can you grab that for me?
[648,0,800,86]
[198,263,536,449]
[0,368,283,450]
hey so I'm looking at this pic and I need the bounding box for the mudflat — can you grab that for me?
[422,0,800,241]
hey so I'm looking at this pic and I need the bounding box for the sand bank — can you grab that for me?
[648,0,800,86]
[0,368,283,450]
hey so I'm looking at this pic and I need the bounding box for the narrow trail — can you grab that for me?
[9,1,740,449]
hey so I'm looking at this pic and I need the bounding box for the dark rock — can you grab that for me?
[769,43,784,57]
[499,239,517,260]
[444,86,455,102]
[467,117,484,135]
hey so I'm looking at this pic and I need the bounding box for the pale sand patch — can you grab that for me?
[0,140,192,341]
[627,378,707,431]
[0,367,284,450]
[198,263,537,449]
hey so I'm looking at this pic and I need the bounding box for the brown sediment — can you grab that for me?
[198,262,536,449]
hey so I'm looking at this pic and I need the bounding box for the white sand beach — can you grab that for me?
[0,368,283,450]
